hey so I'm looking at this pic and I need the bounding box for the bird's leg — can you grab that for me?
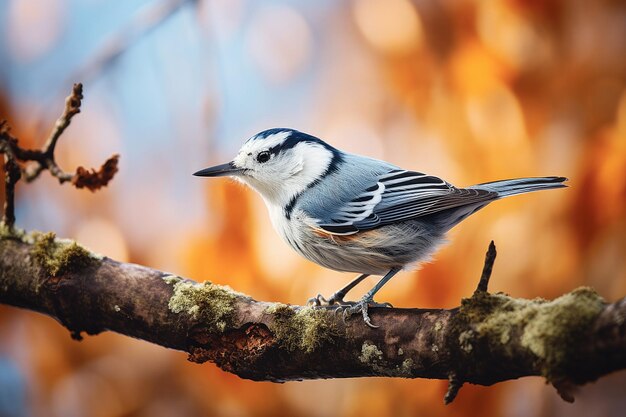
[307,274,370,306]
[342,267,401,328]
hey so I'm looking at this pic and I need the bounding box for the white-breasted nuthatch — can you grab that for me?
[194,128,567,327]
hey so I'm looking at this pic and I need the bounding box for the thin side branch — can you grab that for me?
[0,84,119,228]
[474,240,496,294]
[2,151,21,227]
[45,83,83,158]
[23,82,83,184]
[444,372,464,404]
[1,234,624,404]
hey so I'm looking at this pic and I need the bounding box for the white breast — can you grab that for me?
[266,200,301,250]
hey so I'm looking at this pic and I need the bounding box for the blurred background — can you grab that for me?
[1,0,625,416]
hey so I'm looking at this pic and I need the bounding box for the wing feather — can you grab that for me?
[316,170,496,235]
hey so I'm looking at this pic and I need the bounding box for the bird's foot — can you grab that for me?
[306,291,356,307]
[340,298,393,328]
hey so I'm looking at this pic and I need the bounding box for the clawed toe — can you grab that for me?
[306,291,354,307]
[371,301,393,308]
[342,302,378,328]
[337,299,393,328]
[306,293,328,307]
[307,290,392,328]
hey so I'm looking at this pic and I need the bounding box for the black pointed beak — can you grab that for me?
[193,161,242,177]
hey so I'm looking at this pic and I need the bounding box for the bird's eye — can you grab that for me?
[256,151,271,163]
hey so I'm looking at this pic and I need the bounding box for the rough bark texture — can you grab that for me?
[1,230,625,403]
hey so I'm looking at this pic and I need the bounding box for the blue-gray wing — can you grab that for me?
[316,169,497,235]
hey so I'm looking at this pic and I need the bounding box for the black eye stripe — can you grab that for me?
[268,145,281,156]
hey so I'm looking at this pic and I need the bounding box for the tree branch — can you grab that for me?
[1,232,624,404]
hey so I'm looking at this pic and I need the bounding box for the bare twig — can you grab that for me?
[0,83,119,228]
[46,83,83,156]
[1,150,21,227]
[23,83,84,183]
[474,240,497,294]
[444,372,463,405]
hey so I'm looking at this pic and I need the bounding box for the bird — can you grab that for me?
[194,128,567,327]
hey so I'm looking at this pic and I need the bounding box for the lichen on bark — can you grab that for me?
[519,287,605,378]
[453,286,606,381]
[359,341,383,365]
[29,231,99,277]
[167,278,242,333]
[358,341,415,377]
[266,303,338,353]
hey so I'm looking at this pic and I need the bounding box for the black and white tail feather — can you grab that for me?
[471,176,568,197]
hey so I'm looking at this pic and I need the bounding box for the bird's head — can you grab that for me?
[194,128,343,207]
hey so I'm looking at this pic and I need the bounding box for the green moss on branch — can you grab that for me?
[29,232,99,277]
[266,304,337,353]
[520,287,605,378]
[167,278,241,333]
[454,287,606,381]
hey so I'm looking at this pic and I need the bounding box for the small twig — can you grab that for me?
[443,241,498,403]
[553,378,577,403]
[2,151,21,228]
[474,240,497,294]
[45,161,74,183]
[0,83,118,227]
[444,372,464,404]
[45,83,83,156]
[23,83,84,183]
